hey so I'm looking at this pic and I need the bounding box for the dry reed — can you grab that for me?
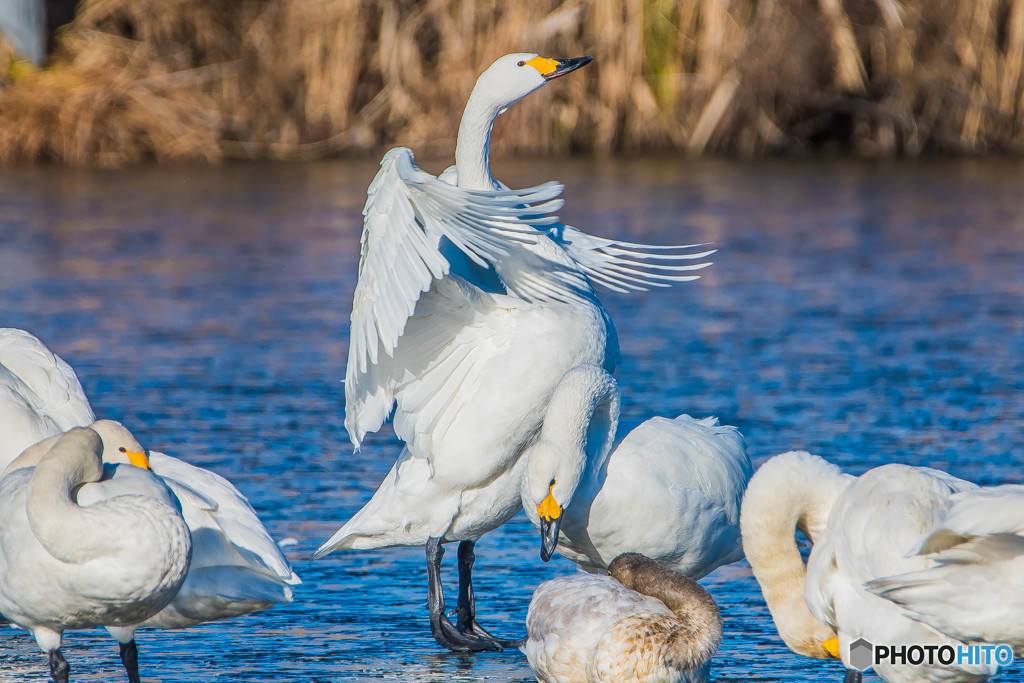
[0,0,1022,165]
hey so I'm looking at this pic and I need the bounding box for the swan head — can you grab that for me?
[472,53,593,114]
[523,365,620,562]
[524,443,591,562]
[90,419,152,470]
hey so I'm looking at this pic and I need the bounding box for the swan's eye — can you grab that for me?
[549,478,555,487]
[517,61,525,67]
[118,447,127,453]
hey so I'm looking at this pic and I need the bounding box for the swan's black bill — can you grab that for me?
[544,56,594,81]
[539,514,562,562]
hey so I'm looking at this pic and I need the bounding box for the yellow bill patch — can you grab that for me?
[537,481,561,520]
[822,637,840,659]
[120,446,151,470]
[524,56,559,76]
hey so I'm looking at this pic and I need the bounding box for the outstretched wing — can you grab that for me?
[345,148,563,447]
[551,225,715,293]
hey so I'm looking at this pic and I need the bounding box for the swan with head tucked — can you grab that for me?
[0,427,191,683]
[0,329,299,642]
[740,451,998,683]
[866,484,1024,654]
[316,53,712,651]
[519,364,750,578]
[524,552,722,683]
[7,420,300,636]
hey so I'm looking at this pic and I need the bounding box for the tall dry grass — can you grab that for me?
[1,0,1023,165]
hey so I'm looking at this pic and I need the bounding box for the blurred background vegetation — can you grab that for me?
[0,0,1022,166]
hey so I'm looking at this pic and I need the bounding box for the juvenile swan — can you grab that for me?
[524,553,722,683]
[740,451,996,683]
[521,364,751,578]
[0,427,191,683]
[318,53,711,651]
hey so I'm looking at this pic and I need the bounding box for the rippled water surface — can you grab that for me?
[1,158,1023,682]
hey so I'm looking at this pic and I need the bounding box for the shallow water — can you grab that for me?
[0,157,1022,682]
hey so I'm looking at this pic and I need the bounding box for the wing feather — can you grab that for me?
[344,148,563,447]
[552,225,715,293]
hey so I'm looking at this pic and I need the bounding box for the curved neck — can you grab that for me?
[531,365,620,506]
[609,554,723,668]
[26,428,118,564]
[3,432,61,476]
[455,90,501,190]
[740,451,851,658]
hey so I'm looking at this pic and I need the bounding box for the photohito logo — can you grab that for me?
[847,639,1014,671]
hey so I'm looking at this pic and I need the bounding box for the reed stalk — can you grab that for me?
[0,0,1021,165]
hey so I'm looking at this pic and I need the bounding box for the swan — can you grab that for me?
[519,364,750,578]
[6,420,300,638]
[0,327,95,469]
[0,427,191,683]
[0,329,299,636]
[866,485,1024,653]
[740,451,998,683]
[317,52,712,652]
[524,552,722,683]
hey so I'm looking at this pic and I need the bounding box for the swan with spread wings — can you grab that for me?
[315,53,712,651]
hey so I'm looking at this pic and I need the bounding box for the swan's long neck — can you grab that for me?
[26,427,119,564]
[455,90,502,190]
[609,553,723,669]
[739,451,852,658]
[525,365,619,509]
[541,371,617,468]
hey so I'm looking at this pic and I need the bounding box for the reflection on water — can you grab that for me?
[1,158,1023,682]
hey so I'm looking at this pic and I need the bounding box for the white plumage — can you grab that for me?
[0,327,96,469]
[741,451,998,683]
[0,427,191,682]
[0,328,299,638]
[317,53,710,650]
[521,364,751,579]
[867,485,1024,653]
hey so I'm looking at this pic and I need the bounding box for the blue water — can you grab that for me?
[0,158,1022,682]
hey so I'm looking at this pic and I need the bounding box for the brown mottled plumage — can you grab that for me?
[608,553,723,672]
[524,552,722,683]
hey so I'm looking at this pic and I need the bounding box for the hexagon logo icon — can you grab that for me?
[849,638,874,671]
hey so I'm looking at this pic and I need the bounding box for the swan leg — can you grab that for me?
[843,669,862,683]
[425,537,502,652]
[119,640,141,683]
[47,649,70,683]
[455,540,524,649]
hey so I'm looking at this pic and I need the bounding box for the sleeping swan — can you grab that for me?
[524,552,722,683]
[0,427,191,683]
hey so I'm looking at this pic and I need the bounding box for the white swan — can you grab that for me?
[317,53,712,652]
[520,364,750,579]
[0,427,191,683]
[7,420,300,637]
[0,329,299,636]
[0,327,95,469]
[867,485,1024,653]
[524,552,722,683]
[740,451,998,683]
